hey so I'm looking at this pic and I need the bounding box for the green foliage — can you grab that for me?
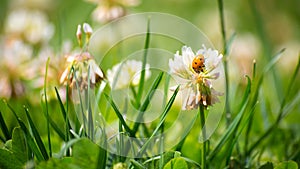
[163,157,188,169]
[275,161,298,169]
[0,0,299,168]
[36,138,106,169]
[0,127,29,169]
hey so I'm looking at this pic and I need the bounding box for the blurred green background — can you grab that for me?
[0,0,299,167]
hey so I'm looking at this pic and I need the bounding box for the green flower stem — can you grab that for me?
[44,57,52,157]
[199,104,207,169]
[217,0,231,126]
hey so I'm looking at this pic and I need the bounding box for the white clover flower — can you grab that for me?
[107,60,151,90]
[85,0,140,23]
[169,45,223,110]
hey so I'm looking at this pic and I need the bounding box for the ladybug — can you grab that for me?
[192,54,205,73]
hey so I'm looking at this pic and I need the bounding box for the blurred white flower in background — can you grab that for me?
[5,9,54,44]
[9,0,53,10]
[230,34,260,76]
[0,37,33,98]
[169,45,223,110]
[107,59,151,90]
[86,0,140,23]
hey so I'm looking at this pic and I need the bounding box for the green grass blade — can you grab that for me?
[73,66,88,135]
[137,17,151,104]
[181,157,201,168]
[54,87,67,123]
[104,94,134,136]
[54,87,71,142]
[208,76,251,161]
[280,55,300,109]
[247,56,300,154]
[96,145,107,169]
[208,99,249,161]
[245,49,285,155]
[24,107,49,160]
[57,138,81,158]
[4,102,44,161]
[43,57,52,157]
[131,159,147,169]
[47,118,66,141]
[262,48,285,75]
[225,102,258,164]
[0,111,11,140]
[132,72,164,135]
[217,0,227,54]
[40,96,66,141]
[87,65,94,140]
[137,86,179,156]
[0,136,5,142]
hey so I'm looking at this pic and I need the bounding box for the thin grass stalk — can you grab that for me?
[137,17,151,105]
[248,0,284,101]
[54,87,71,142]
[40,96,66,141]
[158,75,169,168]
[44,57,52,157]
[199,104,207,169]
[137,86,179,156]
[87,66,94,141]
[73,67,87,136]
[105,94,134,136]
[64,64,72,157]
[217,0,231,126]
[132,72,164,135]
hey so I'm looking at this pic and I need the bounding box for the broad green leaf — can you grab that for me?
[0,149,23,169]
[275,161,298,169]
[36,157,73,169]
[259,162,273,169]
[37,138,106,169]
[4,140,12,150]
[163,157,188,169]
[72,138,105,169]
[12,127,29,164]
